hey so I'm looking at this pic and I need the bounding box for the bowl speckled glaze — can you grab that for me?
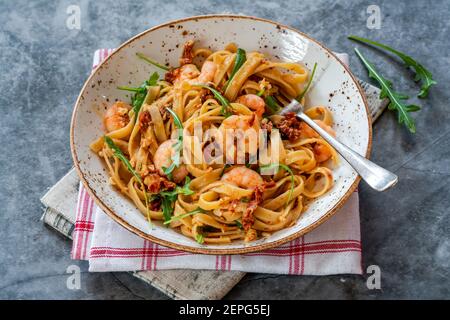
[70,15,372,255]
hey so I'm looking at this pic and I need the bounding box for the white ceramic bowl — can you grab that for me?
[71,15,371,254]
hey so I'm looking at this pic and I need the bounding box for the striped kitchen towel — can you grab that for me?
[71,49,385,274]
[74,186,361,274]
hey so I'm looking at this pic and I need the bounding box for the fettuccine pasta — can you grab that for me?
[90,40,337,244]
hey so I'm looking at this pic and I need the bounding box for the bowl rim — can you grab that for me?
[70,14,372,255]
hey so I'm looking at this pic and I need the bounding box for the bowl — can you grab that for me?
[70,14,371,254]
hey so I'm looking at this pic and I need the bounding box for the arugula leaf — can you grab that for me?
[220,164,231,177]
[160,196,174,223]
[195,85,232,117]
[296,62,317,102]
[147,193,160,202]
[117,84,146,115]
[147,72,159,86]
[265,96,282,114]
[354,48,421,133]
[166,139,181,172]
[195,233,205,244]
[224,48,247,91]
[348,35,436,98]
[260,163,295,205]
[116,86,141,92]
[161,166,173,181]
[132,91,147,115]
[118,72,160,115]
[158,177,195,224]
[235,220,244,229]
[165,107,183,129]
[175,176,195,196]
[104,136,142,184]
[162,164,175,179]
[163,107,184,177]
[136,52,170,71]
[117,72,159,92]
[104,136,153,225]
[159,177,194,200]
[163,207,206,225]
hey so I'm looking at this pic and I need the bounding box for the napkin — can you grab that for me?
[40,167,244,299]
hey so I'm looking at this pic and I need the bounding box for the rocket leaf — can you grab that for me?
[354,48,421,133]
[348,35,436,98]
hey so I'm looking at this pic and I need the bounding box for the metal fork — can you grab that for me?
[279,99,398,191]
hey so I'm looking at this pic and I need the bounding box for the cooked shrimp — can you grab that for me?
[220,114,260,132]
[313,143,332,162]
[221,166,263,189]
[299,120,336,138]
[219,114,260,163]
[153,139,189,183]
[171,61,217,86]
[190,60,217,85]
[103,101,131,132]
[173,64,200,84]
[236,94,265,118]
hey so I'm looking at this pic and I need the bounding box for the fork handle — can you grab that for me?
[297,112,398,191]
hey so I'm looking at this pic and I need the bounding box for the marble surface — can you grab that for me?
[0,0,449,299]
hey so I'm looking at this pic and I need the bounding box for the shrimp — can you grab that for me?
[170,61,217,86]
[221,166,263,189]
[313,143,332,162]
[190,60,217,85]
[103,101,131,132]
[220,114,260,132]
[299,120,334,162]
[219,114,260,163]
[153,139,189,183]
[170,64,200,84]
[236,94,265,118]
[299,120,336,138]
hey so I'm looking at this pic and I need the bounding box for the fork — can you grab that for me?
[279,99,398,191]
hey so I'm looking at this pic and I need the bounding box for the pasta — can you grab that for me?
[90,40,337,244]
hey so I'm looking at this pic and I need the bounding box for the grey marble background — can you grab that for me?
[0,0,449,299]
